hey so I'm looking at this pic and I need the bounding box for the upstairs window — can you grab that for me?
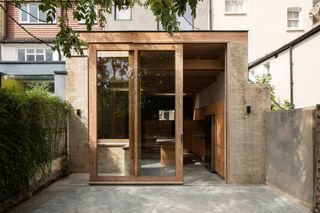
[17,49,53,62]
[115,6,132,20]
[20,4,55,24]
[225,0,245,13]
[287,8,302,29]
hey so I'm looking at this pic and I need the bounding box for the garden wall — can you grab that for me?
[266,107,314,208]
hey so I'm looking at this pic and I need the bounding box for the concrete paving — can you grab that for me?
[9,174,310,213]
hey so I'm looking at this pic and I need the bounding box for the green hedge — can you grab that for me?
[0,85,69,201]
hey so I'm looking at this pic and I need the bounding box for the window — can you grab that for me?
[115,6,132,20]
[20,3,55,24]
[225,0,245,13]
[1,75,54,93]
[97,51,131,139]
[17,49,54,62]
[159,110,175,121]
[287,8,302,29]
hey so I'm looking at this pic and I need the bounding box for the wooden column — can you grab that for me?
[88,44,97,181]
[175,44,183,181]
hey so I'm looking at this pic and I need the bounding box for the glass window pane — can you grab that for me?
[139,51,176,177]
[26,55,35,61]
[96,51,132,177]
[18,49,25,61]
[115,7,131,20]
[36,55,44,61]
[20,5,28,22]
[36,49,44,54]
[27,49,34,54]
[39,10,46,23]
[45,49,53,61]
[29,5,38,22]
[97,55,130,139]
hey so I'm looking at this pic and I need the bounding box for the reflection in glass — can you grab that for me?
[139,51,176,176]
[97,51,132,176]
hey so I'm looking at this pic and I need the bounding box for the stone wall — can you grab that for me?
[226,41,271,184]
[266,108,314,208]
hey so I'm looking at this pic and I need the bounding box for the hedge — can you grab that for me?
[0,85,69,201]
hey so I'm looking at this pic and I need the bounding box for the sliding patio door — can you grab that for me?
[88,44,183,184]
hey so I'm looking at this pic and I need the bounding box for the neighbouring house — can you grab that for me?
[249,23,320,108]
[0,0,315,81]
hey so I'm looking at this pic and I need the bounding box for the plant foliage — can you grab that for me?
[10,0,199,57]
[255,73,294,110]
[0,85,69,201]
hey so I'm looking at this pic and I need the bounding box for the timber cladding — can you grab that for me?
[66,32,270,184]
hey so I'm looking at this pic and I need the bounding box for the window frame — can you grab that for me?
[224,0,246,15]
[287,8,303,30]
[19,3,56,24]
[114,5,132,21]
[17,48,54,62]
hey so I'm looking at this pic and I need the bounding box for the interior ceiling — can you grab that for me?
[183,43,225,95]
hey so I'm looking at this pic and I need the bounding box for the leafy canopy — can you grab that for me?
[11,0,199,57]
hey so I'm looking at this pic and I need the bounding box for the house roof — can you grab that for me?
[249,23,320,69]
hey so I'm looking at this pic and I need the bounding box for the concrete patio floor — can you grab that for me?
[9,174,310,213]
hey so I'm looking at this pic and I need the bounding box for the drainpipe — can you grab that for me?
[289,46,294,107]
[208,0,213,30]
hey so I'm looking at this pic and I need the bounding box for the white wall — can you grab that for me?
[250,32,320,108]
[212,0,314,62]
[1,44,60,61]
[104,6,157,31]
[293,33,320,108]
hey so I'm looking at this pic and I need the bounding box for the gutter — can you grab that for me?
[209,0,213,30]
[249,24,320,69]
[289,46,294,106]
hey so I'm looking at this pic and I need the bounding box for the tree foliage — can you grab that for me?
[10,0,200,57]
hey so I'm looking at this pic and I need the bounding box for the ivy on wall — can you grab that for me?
[0,84,69,201]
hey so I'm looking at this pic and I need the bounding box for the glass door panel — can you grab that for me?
[138,51,176,176]
[96,51,133,176]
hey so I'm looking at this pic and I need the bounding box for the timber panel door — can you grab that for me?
[88,44,183,184]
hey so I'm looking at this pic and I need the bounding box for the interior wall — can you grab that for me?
[191,63,226,177]
[194,73,225,109]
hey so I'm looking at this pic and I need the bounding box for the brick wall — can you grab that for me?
[65,57,90,172]
[226,41,271,184]
[6,4,100,40]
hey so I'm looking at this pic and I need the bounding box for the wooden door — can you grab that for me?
[88,44,183,184]
[215,113,224,177]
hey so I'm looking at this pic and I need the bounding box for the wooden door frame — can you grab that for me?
[88,43,183,184]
